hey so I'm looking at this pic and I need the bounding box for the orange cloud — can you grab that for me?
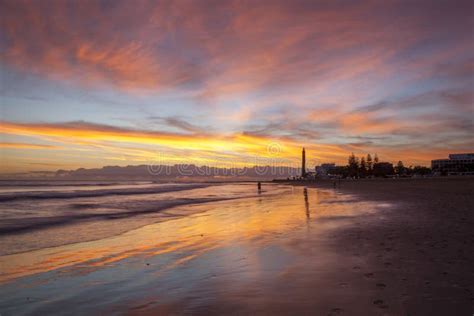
[0,142,60,149]
[3,116,469,170]
[2,0,470,97]
[339,113,400,134]
[0,120,357,169]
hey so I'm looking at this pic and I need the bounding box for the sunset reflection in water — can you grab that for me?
[0,185,386,314]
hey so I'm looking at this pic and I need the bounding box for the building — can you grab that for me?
[431,153,474,175]
[315,163,337,177]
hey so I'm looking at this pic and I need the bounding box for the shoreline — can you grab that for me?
[0,184,383,314]
[0,183,286,256]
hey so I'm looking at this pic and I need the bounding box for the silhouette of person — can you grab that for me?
[257,181,262,193]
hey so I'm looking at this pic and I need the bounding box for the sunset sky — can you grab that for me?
[1,0,473,173]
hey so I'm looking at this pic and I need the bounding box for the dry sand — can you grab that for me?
[288,177,474,315]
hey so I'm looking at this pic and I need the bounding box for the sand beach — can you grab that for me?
[0,178,472,315]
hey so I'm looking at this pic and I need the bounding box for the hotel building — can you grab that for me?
[431,153,474,175]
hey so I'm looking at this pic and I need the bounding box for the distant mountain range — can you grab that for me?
[45,164,301,181]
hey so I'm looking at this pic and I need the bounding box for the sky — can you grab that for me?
[1,0,473,173]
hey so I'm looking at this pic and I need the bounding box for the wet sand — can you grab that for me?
[0,179,473,315]
[289,177,474,315]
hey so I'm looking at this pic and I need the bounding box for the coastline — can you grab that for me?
[0,179,472,315]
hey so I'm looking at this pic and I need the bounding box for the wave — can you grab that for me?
[0,196,239,235]
[0,183,211,202]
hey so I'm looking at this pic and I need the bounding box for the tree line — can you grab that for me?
[329,153,431,178]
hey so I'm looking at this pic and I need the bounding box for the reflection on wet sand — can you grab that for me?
[0,185,385,314]
[303,187,310,220]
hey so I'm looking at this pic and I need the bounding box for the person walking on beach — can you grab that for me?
[257,181,262,193]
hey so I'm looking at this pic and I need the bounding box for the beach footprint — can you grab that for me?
[373,299,388,309]
[376,283,386,289]
[329,307,344,315]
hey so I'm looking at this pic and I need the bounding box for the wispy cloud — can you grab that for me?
[2,0,472,96]
[147,116,211,134]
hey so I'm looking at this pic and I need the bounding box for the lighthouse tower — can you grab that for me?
[301,147,306,178]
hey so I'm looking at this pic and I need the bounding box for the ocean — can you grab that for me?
[0,181,281,256]
[0,180,387,314]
